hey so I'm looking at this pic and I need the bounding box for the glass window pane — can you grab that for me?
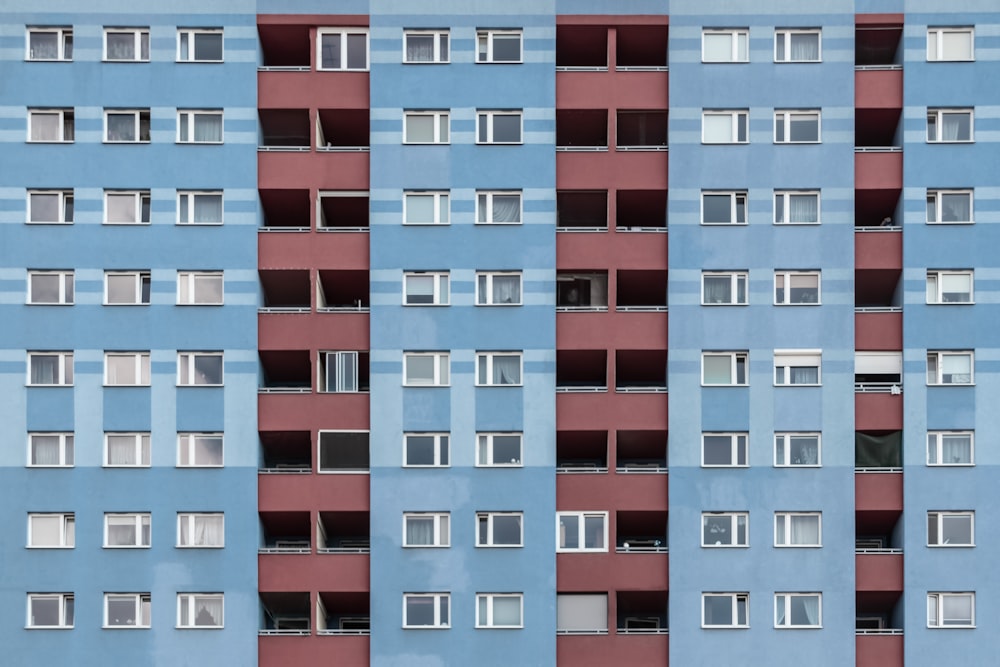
[194,33,223,61]
[406,115,433,142]
[703,195,731,223]
[492,115,520,142]
[321,34,341,68]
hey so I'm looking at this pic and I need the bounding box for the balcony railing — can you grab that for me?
[855,146,902,152]
[856,547,903,554]
[316,145,369,152]
[556,385,607,393]
[556,145,609,152]
[258,65,310,72]
[317,628,371,636]
[855,306,902,313]
[259,629,311,636]
[556,464,608,474]
[317,546,371,554]
[555,65,609,72]
[556,305,609,312]
[616,464,667,474]
[557,629,610,635]
[259,466,311,474]
[616,386,667,393]
[855,64,902,71]
[258,145,311,152]
[258,306,311,314]
[856,628,903,635]
[259,545,311,554]
[855,382,901,394]
[258,386,311,394]
[615,544,668,553]
[856,466,903,473]
[259,226,310,233]
[615,65,668,72]
[615,145,668,152]
[616,627,669,635]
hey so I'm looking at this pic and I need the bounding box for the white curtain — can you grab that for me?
[491,597,521,626]
[790,366,819,384]
[107,519,136,546]
[789,195,818,222]
[491,275,521,304]
[790,516,820,544]
[790,34,819,60]
[108,436,136,465]
[703,276,732,303]
[105,33,134,59]
[32,436,61,465]
[184,515,223,546]
[941,193,971,222]
[193,195,223,223]
[801,596,820,625]
[194,597,223,626]
[30,356,58,384]
[107,114,134,141]
[194,436,224,465]
[942,114,967,141]
[406,518,433,545]
[941,435,971,464]
[31,34,59,59]
[492,356,520,384]
[194,115,223,142]
[492,196,520,223]
[407,35,434,61]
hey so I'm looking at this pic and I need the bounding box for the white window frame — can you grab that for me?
[774,271,821,305]
[103,432,151,467]
[927,27,974,62]
[774,110,821,143]
[177,433,224,468]
[702,512,749,548]
[927,351,974,385]
[177,191,224,225]
[177,271,223,305]
[320,351,360,393]
[317,28,369,71]
[774,190,820,224]
[177,352,224,386]
[27,351,73,386]
[104,352,151,387]
[702,28,749,63]
[104,190,151,225]
[476,512,523,548]
[701,191,747,225]
[28,432,74,468]
[177,593,224,628]
[27,593,74,629]
[475,351,523,387]
[403,110,449,144]
[774,29,822,62]
[403,191,449,225]
[927,270,973,304]
[928,511,974,547]
[177,28,223,63]
[702,432,748,467]
[476,593,523,629]
[701,271,748,305]
[402,512,450,548]
[556,511,608,553]
[774,350,822,386]
[104,271,151,305]
[927,592,975,628]
[103,513,151,548]
[27,513,74,548]
[927,189,974,224]
[774,512,822,547]
[104,593,151,628]
[774,433,821,467]
[103,109,150,143]
[403,352,449,387]
[177,512,225,548]
[403,593,450,629]
[27,189,74,224]
[476,271,522,306]
[774,593,822,628]
[927,109,974,143]
[702,110,748,144]
[476,190,523,224]
[28,270,74,305]
[27,27,73,61]
[403,433,449,468]
[103,27,149,62]
[702,593,749,628]
[701,351,748,386]
[27,108,74,143]
[403,271,450,306]
[476,110,523,145]
[176,110,224,144]
[476,29,522,64]
[927,431,973,467]
[476,432,523,468]
[404,30,449,64]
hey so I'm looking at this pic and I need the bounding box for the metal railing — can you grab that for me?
[616,386,667,393]
[258,145,310,152]
[856,628,903,635]
[556,145,608,152]
[855,224,901,231]
[616,627,669,635]
[258,226,310,232]
[316,145,369,152]
[317,546,371,554]
[616,145,668,151]
[855,382,901,394]
[317,226,369,233]
[555,226,608,233]
[258,546,311,554]
[556,465,608,474]
[556,305,608,312]
[259,629,310,636]
[617,305,668,312]
[258,386,311,394]
[616,464,668,474]
[615,226,668,232]
[556,629,610,635]
[855,467,903,473]
[317,305,370,313]
[258,467,311,474]
[258,65,310,72]
[856,547,903,554]
[616,65,668,72]
[317,628,370,636]
[615,545,668,553]
[556,385,607,393]
[855,306,902,313]
[855,64,902,71]
[258,307,310,314]
[855,146,902,152]
[555,65,609,72]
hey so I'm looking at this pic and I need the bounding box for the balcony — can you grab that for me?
[259,269,310,311]
[557,191,607,231]
[856,310,901,351]
[318,511,370,553]
[260,312,368,352]
[557,349,607,392]
[318,591,370,636]
[617,190,667,231]
[260,510,311,554]
[259,392,370,432]
[856,392,902,431]
[558,310,667,353]
[259,591,310,633]
[616,430,667,473]
[259,350,311,392]
[616,591,668,635]
[318,270,369,311]
[557,109,608,150]
[856,632,903,667]
[856,586,903,667]
[557,430,608,473]
[259,109,310,151]
[559,471,668,511]
[260,430,311,473]
[557,633,668,667]
[615,350,667,392]
[856,552,903,592]
[616,511,667,553]
[557,272,609,311]
[260,188,310,230]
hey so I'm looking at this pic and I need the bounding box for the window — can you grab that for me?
[27,593,73,629]
[476,594,523,628]
[477,512,523,547]
[403,433,449,467]
[178,191,223,224]
[775,513,821,547]
[177,352,224,386]
[404,272,449,305]
[477,110,522,144]
[28,270,73,305]
[702,512,748,547]
[703,29,748,62]
[557,511,607,552]
[702,593,749,628]
[477,433,522,467]
[927,109,973,143]
[928,593,974,628]
[477,191,522,224]
[702,433,748,467]
[928,511,974,547]
[104,353,151,387]
[177,513,224,547]
[404,111,449,144]
[774,271,820,305]
[104,109,150,143]
[318,28,368,70]
[177,594,223,628]
[403,513,450,547]
[103,27,149,61]
[27,27,73,61]
[927,270,973,304]
[927,189,973,224]
[557,594,608,633]
[104,190,151,224]
[928,27,973,61]
[177,271,223,305]
[403,352,449,386]
[28,108,73,142]
[404,191,449,225]
[702,352,747,386]
[774,433,820,467]
[403,593,450,628]
[477,30,522,63]
[105,271,151,305]
[927,431,973,466]
[28,513,74,548]
[104,593,151,628]
[702,110,748,144]
[927,351,973,385]
[27,352,73,386]
[177,110,223,144]
[476,272,522,306]
[702,272,747,305]
[104,513,151,548]
[774,350,821,386]
[27,190,73,224]
[104,433,151,467]
[702,191,747,224]
[775,110,820,143]
[177,29,223,62]
[775,29,821,62]
[476,352,523,386]
[29,433,74,467]
[775,191,819,224]
[404,30,449,63]
[178,433,224,467]
[320,351,362,393]
[775,593,822,628]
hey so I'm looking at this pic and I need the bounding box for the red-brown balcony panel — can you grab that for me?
[260,430,312,472]
[616,350,667,390]
[855,475,903,514]
[260,151,370,191]
[558,310,667,351]
[259,470,370,513]
[557,349,607,390]
[260,635,369,667]
[259,312,369,352]
[558,232,667,271]
[558,392,668,432]
[258,69,368,110]
[259,393,370,432]
[558,70,668,110]
[856,312,902,350]
[259,269,310,309]
[556,430,608,471]
[856,633,903,667]
[557,634,668,667]
[855,229,901,271]
[260,188,310,229]
[559,552,668,591]
[260,234,370,271]
[558,471,667,511]
[856,553,904,592]
[557,151,667,190]
[617,110,668,150]
[855,152,902,192]
[318,109,369,148]
[260,552,368,592]
[617,190,667,230]
[856,70,902,112]
[855,23,902,67]
[319,192,368,229]
[557,25,609,68]
[318,269,369,310]
[258,23,311,68]
[260,511,311,551]
[318,591,370,638]
[260,350,311,390]
[616,590,668,634]
[558,191,608,230]
[856,591,903,648]
[557,109,608,149]
[856,394,903,431]
[618,269,667,309]
[318,511,370,552]
[616,430,667,472]
[259,109,311,149]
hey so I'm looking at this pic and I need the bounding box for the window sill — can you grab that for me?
[26,625,73,630]
[176,141,225,146]
[103,141,151,144]
[176,60,224,64]
[26,140,74,144]
[27,302,74,306]
[26,384,74,388]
